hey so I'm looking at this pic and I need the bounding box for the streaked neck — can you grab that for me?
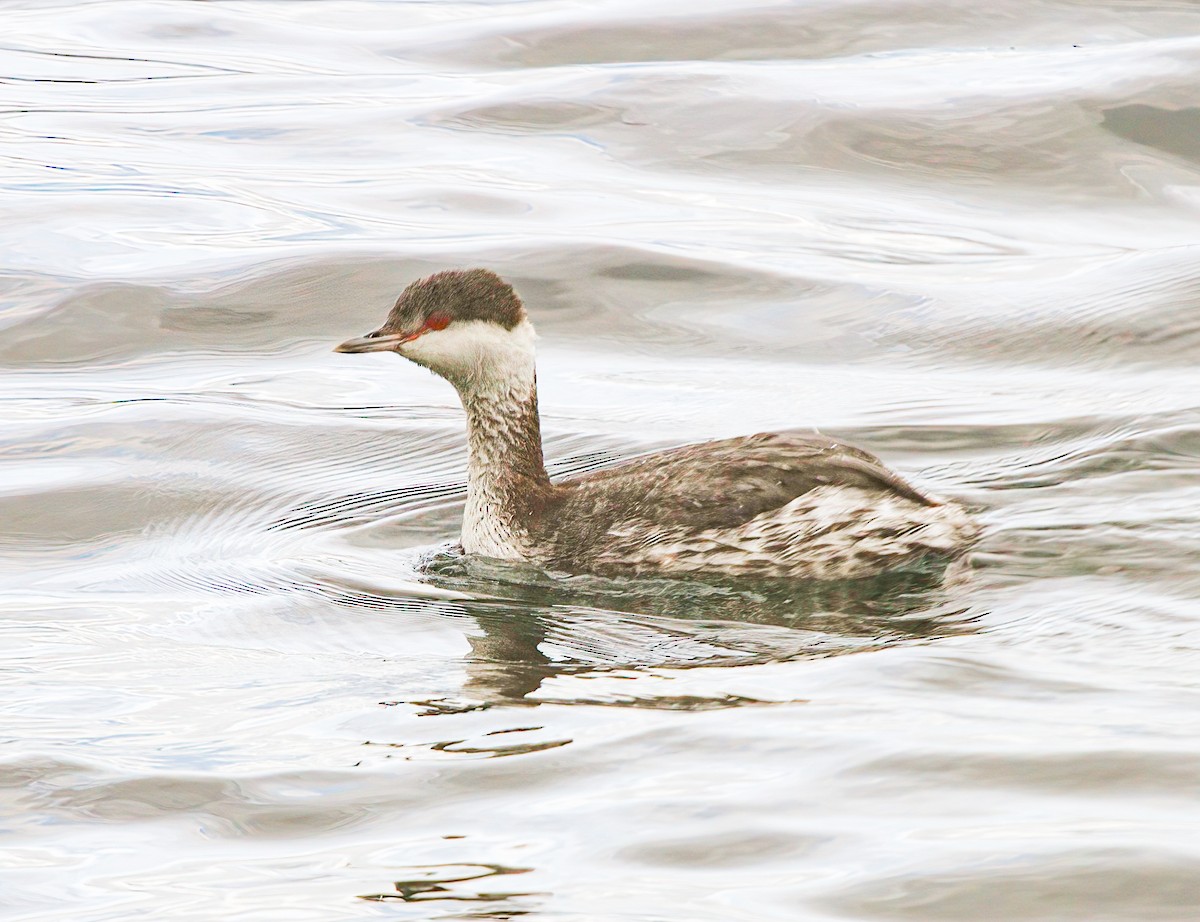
[447,325,548,557]
[460,376,550,491]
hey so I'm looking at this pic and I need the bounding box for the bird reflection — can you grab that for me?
[412,552,978,711]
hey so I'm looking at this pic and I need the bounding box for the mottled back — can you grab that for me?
[525,431,961,577]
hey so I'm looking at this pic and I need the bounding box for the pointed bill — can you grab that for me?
[334,331,413,353]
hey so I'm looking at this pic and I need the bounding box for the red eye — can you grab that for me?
[426,312,450,331]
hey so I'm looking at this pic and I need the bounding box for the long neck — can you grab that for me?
[454,359,550,559]
[460,376,550,495]
[420,318,548,558]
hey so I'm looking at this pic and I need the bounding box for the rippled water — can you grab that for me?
[4,2,1200,919]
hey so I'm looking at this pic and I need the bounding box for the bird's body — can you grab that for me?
[336,269,976,580]
[468,432,973,580]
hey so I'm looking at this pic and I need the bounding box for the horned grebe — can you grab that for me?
[336,269,976,579]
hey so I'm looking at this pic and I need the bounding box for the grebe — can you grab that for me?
[336,269,976,579]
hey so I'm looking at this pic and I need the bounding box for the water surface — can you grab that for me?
[3,1,1200,919]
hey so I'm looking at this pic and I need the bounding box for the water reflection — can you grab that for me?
[389,552,981,712]
[359,863,540,908]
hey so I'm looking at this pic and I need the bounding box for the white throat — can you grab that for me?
[401,318,537,400]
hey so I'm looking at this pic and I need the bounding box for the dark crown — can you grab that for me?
[384,269,526,334]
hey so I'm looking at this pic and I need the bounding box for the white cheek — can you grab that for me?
[402,319,536,393]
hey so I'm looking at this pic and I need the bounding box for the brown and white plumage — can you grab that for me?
[336,269,977,580]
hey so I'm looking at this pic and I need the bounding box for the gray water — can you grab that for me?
[3,2,1200,919]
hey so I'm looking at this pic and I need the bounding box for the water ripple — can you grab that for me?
[4,2,1200,920]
